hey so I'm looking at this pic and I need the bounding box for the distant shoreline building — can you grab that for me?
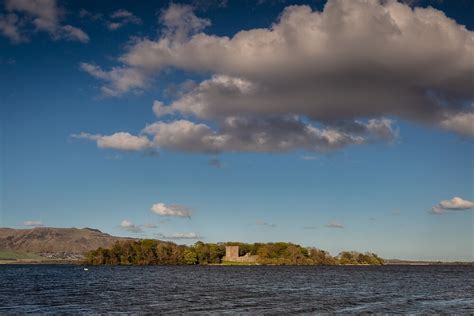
[223,245,258,263]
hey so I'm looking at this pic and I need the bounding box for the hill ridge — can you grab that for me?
[0,227,133,256]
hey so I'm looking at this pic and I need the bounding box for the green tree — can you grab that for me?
[183,249,198,265]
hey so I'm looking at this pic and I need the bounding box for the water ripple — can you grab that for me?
[0,265,473,314]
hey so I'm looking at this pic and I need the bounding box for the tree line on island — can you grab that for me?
[84,240,384,265]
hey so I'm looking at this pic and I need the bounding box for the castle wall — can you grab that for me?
[223,245,258,263]
[229,254,259,263]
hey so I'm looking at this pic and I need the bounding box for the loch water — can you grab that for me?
[1,265,473,314]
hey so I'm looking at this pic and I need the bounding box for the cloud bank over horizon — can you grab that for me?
[22,220,44,227]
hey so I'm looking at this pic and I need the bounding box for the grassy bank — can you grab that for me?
[0,251,45,260]
[214,261,259,266]
[0,251,47,264]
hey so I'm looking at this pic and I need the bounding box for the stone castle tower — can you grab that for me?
[225,246,239,260]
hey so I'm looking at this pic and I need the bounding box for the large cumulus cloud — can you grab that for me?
[78,0,473,154]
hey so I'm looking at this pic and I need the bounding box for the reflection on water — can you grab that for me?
[1,265,473,313]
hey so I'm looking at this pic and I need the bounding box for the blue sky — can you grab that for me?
[1,0,473,261]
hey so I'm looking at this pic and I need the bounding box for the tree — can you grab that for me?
[183,249,198,265]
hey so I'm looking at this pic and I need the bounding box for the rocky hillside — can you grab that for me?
[0,227,132,256]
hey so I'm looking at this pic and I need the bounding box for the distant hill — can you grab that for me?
[384,259,473,266]
[0,227,133,256]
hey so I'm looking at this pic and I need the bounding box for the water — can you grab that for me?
[1,265,473,314]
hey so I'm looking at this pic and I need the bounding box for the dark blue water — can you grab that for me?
[1,265,473,314]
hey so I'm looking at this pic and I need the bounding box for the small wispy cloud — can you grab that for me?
[391,209,401,216]
[431,196,474,214]
[325,221,344,229]
[0,57,15,65]
[119,220,143,233]
[208,157,222,168]
[156,232,201,240]
[191,0,228,10]
[78,9,102,21]
[256,220,276,228]
[302,226,317,230]
[105,154,122,160]
[71,131,153,151]
[142,223,157,228]
[107,9,142,30]
[23,220,43,227]
[151,203,192,218]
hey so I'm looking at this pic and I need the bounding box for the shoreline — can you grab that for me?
[2,259,472,266]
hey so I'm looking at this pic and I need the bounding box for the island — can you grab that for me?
[83,239,385,266]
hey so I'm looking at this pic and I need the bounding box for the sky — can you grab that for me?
[0,0,473,261]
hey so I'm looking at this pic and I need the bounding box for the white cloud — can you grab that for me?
[157,232,201,240]
[95,133,152,151]
[256,220,276,227]
[78,9,102,21]
[5,0,60,33]
[151,203,192,218]
[439,112,474,136]
[107,9,141,31]
[110,9,137,20]
[325,221,344,229]
[71,132,153,151]
[80,63,147,96]
[0,13,27,43]
[23,220,44,227]
[119,220,143,233]
[60,25,89,43]
[152,101,171,117]
[2,0,89,43]
[432,196,474,214]
[159,3,210,41]
[191,0,228,9]
[107,22,121,30]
